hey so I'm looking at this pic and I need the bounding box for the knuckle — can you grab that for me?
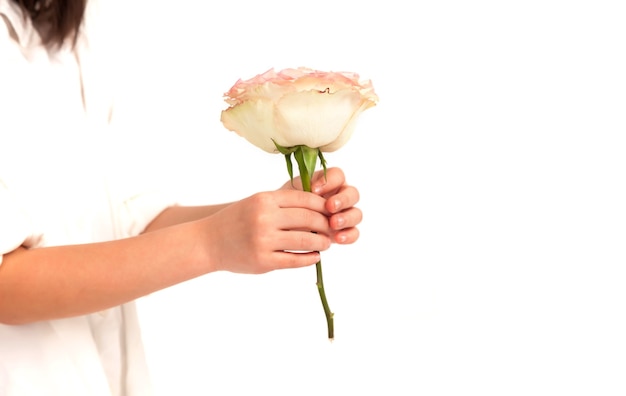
[354,207,363,223]
[251,191,273,207]
[352,187,360,204]
[298,233,310,250]
[328,166,343,180]
[283,254,305,269]
[300,208,315,226]
[322,237,332,251]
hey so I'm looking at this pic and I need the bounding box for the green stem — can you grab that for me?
[294,146,334,340]
[315,257,334,340]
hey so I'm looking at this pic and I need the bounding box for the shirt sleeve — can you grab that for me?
[0,180,39,266]
[115,187,180,239]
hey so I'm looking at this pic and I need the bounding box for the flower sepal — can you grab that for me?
[273,141,327,191]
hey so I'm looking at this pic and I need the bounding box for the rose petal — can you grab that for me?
[221,67,378,153]
[271,89,364,150]
[320,100,373,152]
[220,98,278,153]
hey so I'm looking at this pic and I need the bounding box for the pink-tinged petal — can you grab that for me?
[220,67,378,154]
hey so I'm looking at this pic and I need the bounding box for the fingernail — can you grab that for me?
[333,199,342,211]
[335,215,345,228]
[313,185,323,194]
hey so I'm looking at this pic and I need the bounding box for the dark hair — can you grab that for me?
[14,0,87,47]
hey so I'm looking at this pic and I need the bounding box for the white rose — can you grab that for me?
[220,67,378,153]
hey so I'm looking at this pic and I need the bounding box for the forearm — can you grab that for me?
[143,204,231,232]
[0,177,360,325]
[0,220,212,325]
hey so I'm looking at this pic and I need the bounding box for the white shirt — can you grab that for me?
[0,1,176,394]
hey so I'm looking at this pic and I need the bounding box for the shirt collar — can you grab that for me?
[0,0,41,48]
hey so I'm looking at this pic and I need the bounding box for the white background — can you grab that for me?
[103,1,625,395]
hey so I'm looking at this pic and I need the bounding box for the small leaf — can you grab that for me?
[272,139,297,155]
[318,150,328,181]
[284,153,294,186]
